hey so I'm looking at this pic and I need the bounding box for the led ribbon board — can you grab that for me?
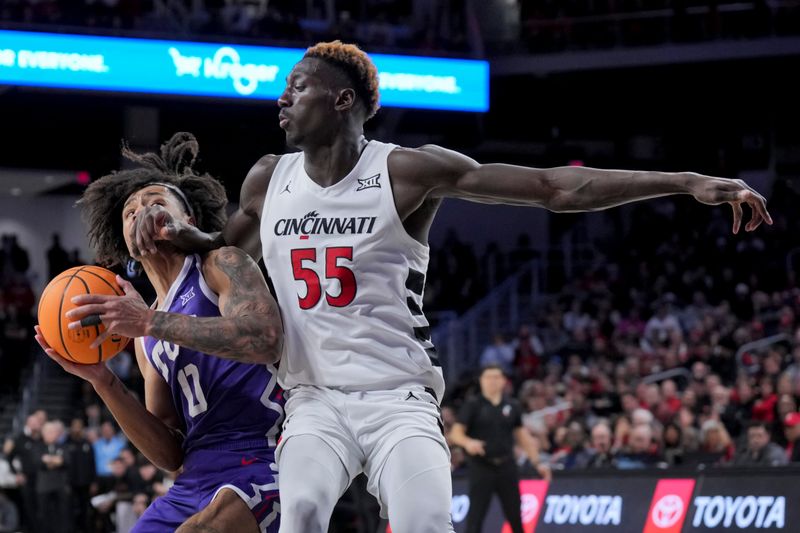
[0,30,489,112]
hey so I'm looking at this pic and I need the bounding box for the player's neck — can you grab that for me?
[302,133,368,188]
[141,253,188,304]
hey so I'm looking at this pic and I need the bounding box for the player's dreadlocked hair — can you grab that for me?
[304,40,381,120]
[80,132,228,267]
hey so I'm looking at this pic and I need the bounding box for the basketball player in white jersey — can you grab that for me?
[130,42,771,532]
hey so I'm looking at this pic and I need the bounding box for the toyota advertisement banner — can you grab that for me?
[403,470,800,533]
[682,475,795,532]
[536,476,657,533]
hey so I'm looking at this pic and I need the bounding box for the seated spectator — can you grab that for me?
[776,393,797,430]
[616,425,662,469]
[730,378,756,437]
[709,384,741,438]
[513,325,544,382]
[480,333,515,376]
[131,455,163,498]
[661,379,682,415]
[644,300,681,350]
[697,419,735,464]
[631,408,654,428]
[92,422,126,477]
[92,456,136,531]
[733,421,788,467]
[676,406,701,452]
[132,492,150,521]
[583,422,616,468]
[662,423,685,465]
[751,376,778,422]
[553,422,591,469]
[784,412,800,462]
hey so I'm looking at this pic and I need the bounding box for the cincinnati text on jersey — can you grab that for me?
[274,211,378,237]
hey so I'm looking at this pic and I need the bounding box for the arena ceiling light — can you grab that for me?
[0,30,489,112]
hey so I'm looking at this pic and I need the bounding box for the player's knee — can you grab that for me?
[388,487,452,533]
[390,506,452,533]
[281,491,328,532]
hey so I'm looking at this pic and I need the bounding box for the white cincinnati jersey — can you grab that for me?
[261,140,445,400]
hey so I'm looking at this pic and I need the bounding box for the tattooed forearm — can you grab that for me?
[148,248,283,363]
[149,313,282,363]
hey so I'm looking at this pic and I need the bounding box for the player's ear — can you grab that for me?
[334,88,356,112]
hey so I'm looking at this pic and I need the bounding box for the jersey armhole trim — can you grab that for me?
[137,336,158,376]
[383,146,431,256]
[195,254,220,306]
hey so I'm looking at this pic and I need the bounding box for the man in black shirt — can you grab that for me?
[66,418,95,533]
[33,421,70,533]
[450,365,549,533]
[2,414,42,532]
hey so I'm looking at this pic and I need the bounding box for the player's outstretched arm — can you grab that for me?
[395,145,771,234]
[218,155,281,261]
[130,155,280,261]
[33,327,185,472]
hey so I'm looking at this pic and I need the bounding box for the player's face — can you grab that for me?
[121,185,191,257]
[277,59,340,148]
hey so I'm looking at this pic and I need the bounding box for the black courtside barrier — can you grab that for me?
[381,466,800,532]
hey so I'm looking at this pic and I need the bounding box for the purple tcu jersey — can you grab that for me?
[140,255,284,454]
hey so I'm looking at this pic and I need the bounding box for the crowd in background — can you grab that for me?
[0,235,35,398]
[515,0,800,52]
[6,0,798,56]
[438,177,800,476]
[1,406,168,533]
[0,0,473,53]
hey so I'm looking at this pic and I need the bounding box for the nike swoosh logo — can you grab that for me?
[241,457,258,466]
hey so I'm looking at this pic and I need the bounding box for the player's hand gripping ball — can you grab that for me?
[37,266,129,364]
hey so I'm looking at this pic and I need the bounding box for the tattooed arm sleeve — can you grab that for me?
[147,247,284,364]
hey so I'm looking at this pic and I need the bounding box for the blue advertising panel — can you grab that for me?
[0,30,489,111]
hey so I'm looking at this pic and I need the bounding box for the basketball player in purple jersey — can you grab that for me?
[129,44,771,532]
[34,133,284,532]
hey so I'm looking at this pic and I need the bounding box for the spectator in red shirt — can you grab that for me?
[784,412,800,462]
[751,376,778,422]
[661,379,682,415]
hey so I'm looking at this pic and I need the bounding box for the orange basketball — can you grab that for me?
[37,265,129,364]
